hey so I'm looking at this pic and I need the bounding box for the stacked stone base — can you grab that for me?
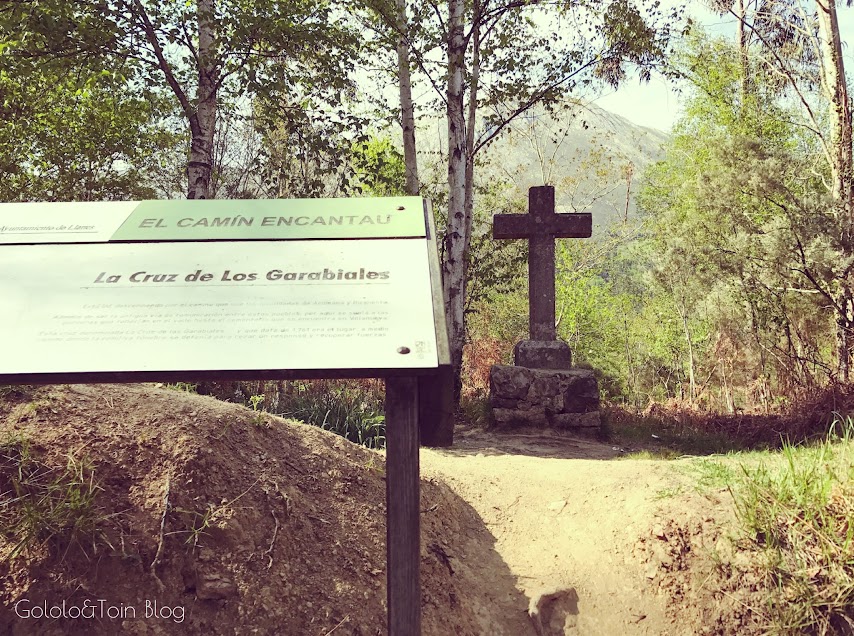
[489,365,600,429]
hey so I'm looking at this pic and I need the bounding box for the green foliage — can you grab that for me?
[254,105,370,198]
[283,382,386,449]
[234,381,387,449]
[0,436,109,561]
[603,407,747,456]
[349,136,406,197]
[1,0,364,199]
[248,394,268,427]
[630,29,841,408]
[596,0,671,85]
[447,0,679,133]
[0,57,180,201]
[249,394,264,411]
[464,183,528,314]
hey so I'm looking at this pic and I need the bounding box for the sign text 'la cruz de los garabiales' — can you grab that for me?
[0,197,441,379]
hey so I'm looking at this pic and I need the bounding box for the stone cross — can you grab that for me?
[493,186,591,368]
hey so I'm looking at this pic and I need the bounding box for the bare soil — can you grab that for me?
[0,385,762,635]
[424,427,763,635]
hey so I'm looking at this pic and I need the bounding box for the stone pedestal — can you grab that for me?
[489,364,600,429]
[514,339,572,369]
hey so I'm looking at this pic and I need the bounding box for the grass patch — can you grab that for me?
[459,394,492,427]
[0,435,110,561]
[159,380,388,449]
[277,380,386,449]
[703,419,854,634]
[684,456,738,490]
[622,448,683,460]
[604,407,746,456]
[653,484,685,499]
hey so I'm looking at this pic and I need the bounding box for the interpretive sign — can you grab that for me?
[0,196,448,636]
[0,198,443,382]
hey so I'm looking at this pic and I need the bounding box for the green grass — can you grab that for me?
[274,381,386,449]
[622,448,682,460]
[158,380,388,449]
[685,456,738,490]
[685,418,854,634]
[731,432,853,633]
[0,435,111,561]
[603,408,750,457]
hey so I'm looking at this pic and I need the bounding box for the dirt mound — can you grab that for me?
[632,495,765,636]
[0,384,528,635]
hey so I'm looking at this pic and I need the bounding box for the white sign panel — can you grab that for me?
[0,239,438,374]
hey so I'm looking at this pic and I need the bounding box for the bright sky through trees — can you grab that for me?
[596,2,854,132]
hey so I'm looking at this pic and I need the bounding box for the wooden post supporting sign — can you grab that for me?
[385,376,421,634]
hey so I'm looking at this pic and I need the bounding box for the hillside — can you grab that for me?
[420,103,669,228]
[481,104,668,227]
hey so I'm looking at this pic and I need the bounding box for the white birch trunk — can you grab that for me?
[463,4,480,294]
[443,0,468,396]
[187,0,218,200]
[396,0,419,195]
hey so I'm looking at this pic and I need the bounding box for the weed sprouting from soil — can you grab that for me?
[0,435,110,561]
[166,382,198,393]
[171,478,259,549]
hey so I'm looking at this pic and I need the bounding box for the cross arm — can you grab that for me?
[492,212,592,239]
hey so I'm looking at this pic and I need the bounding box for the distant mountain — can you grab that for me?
[418,103,669,229]
[477,103,669,227]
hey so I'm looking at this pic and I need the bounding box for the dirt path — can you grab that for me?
[422,426,713,636]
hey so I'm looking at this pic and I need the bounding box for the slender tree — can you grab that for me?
[2,0,360,199]
[816,0,854,380]
[395,0,420,195]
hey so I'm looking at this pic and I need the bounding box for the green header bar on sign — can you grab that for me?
[111,197,427,241]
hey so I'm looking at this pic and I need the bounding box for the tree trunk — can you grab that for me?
[462,2,480,295]
[188,0,218,200]
[396,0,453,446]
[396,0,419,195]
[736,0,750,104]
[681,311,697,404]
[834,290,854,382]
[816,0,854,381]
[443,0,467,399]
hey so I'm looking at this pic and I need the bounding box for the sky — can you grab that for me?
[594,3,854,132]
